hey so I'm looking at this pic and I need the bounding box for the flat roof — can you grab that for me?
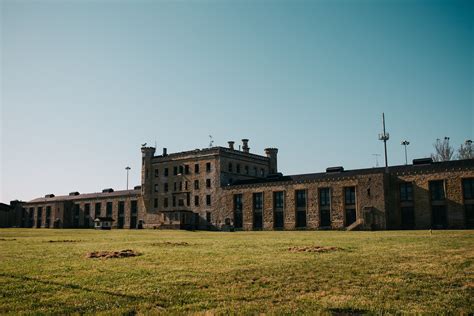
[28,189,141,204]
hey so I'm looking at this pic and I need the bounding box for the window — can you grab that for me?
[195,164,200,173]
[429,180,445,201]
[206,212,211,223]
[206,162,211,172]
[253,193,263,210]
[178,199,184,207]
[154,198,158,208]
[154,169,159,177]
[296,190,306,208]
[206,195,211,206]
[401,207,414,229]
[164,183,169,192]
[344,187,356,205]
[95,203,101,218]
[400,182,413,202]
[154,184,159,192]
[106,202,113,217]
[179,182,182,191]
[194,195,200,206]
[173,182,177,191]
[236,164,241,173]
[274,191,284,209]
[254,167,258,176]
[463,178,474,200]
[206,179,211,188]
[228,162,233,172]
[319,188,330,206]
[260,168,265,177]
[85,204,90,217]
[172,196,176,207]
[185,181,188,190]
[186,193,190,206]
[164,168,169,177]
[164,198,169,208]
[131,200,138,214]
[45,206,51,228]
[234,194,243,229]
[179,165,184,174]
[173,166,178,175]
[245,165,249,175]
[184,165,190,175]
[194,180,199,190]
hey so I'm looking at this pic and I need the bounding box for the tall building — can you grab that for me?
[4,139,474,230]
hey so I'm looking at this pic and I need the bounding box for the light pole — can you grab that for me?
[401,140,410,165]
[378,113,390,170]
[125,166,131,190]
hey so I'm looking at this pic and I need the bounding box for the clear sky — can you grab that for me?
[1,0,473,203]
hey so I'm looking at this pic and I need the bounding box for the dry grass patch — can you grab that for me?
[86,249,140,259]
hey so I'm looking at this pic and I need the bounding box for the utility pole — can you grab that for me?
[401,140,410,165]
[125,166,131,190]
[378,113,390,170]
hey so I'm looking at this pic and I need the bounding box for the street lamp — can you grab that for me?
[401,140,410,165]
[125,166,131,190]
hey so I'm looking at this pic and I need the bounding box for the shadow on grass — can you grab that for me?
[0,272,141,301]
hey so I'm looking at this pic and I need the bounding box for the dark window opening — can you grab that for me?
[234,194,243,229]
[194,180,199,190]
[206,195,211,206]
[296,190,306,208]
[400,182,413,202]
[195,164,200,173]
[206,162,211,172]
[401,207,415,229]
[462,178,474,200]
[194,195,199,206]
[206,179,211,188]
[155,169,159,177]
[345,187,356,205]
[164,168,169,177]
[164,198,169,208]
[154,198,158,208]
[432,205,447,228]
[429,180,445,201]
[345,209,356,227]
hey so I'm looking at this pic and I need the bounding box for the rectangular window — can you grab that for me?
[206,195,211,206]
[154,184,159,192]
[45,206,51,228]
[296,190,306,208]
[245,165,249,175]
[344,187,356,205]
[206,211,212,223]
[118,201,125,228]
[206,162,211,172]
[194,180,199,190]
[186,193,190,206]
[164,183,169,192]
[195,164,200,173]
[184,165,190,175]
[254,167,258,176]
[84,203,90,217]
[429,180,445,201]
[273,191,284,209]
[173,166,178,175]
[179,182,182,191]
[164,168,169,177]
[194,195,200,206]
[228,162,233,172]
[400,182,413,202]
[234,194,243,229]
[131,200,138,214]
[185,181,188,190]
[154,169,159,177]
[95,203,101,218]
[154,198,158,208]
[178,199,184,207]
[164,198,169,208]
[106,202,113,217]
[260,168,265,177]
[206,179,211,188]
[236,164,241,173]
[253,192,263,210]
[319,188,330,207]
[172,196,176,207]
[462,178,474,200]
[253,193,263,229]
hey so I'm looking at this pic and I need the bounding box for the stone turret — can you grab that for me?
[264,148,278,174]
[141,146,155,210]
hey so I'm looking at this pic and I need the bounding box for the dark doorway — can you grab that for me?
[320,209,331,227]
[253,211,263,230]
[234,211,243,229]
[36,207,42,228]
[118,201,125,228]
[432,205,447,228]
[401,207,415,229]
[345,209,356,227]
[466,205,474,229]
[274,211,284,229]
[296,211,306,228]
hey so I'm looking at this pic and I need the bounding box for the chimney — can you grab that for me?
[242,139,250,153]
[264,148,278,174]
[228,141,235,150]
[162,148,167,156]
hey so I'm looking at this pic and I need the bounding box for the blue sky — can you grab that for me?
[1,0,473,202]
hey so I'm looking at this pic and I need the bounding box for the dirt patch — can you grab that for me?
[288,246,341,253]
[0,238,16,241]
[86,249,140,259]
[151,241,190,246]
[47,240,82,243]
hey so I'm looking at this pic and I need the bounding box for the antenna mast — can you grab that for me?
[208,135,214,148]
[378,113,390,169]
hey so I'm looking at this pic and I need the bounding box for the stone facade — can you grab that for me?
[6,140,474,230]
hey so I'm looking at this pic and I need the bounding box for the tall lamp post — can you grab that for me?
[401,140,410,165]
[378,113,390,170]
[125,166,131,190]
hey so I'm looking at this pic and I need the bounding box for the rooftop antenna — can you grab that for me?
[154,139,157,148]
[378,113,390,170]
[372,154,381,167]
[208,135,214,148]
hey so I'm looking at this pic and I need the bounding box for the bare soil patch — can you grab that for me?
[288,246,341,253]
[86,249,140,259]
[0,238,16,241]
[47,240,82,243]
[151,241,190,246]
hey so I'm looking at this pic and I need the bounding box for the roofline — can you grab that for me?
[151,146,269,162]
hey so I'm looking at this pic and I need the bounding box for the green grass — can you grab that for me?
[0,229,473,314]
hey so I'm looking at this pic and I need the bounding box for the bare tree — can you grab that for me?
[458,140,473,160]
[431,137,455,162]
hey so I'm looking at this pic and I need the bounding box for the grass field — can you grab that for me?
[0,229,473,314]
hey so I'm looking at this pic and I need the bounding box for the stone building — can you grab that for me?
[5,139,474,230]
